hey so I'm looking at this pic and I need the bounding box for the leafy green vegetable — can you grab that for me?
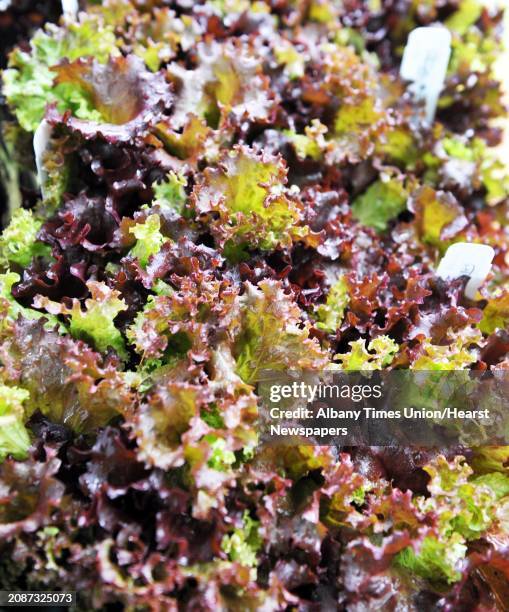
[0,272,61,331]
[153,172,188,214]
[412,185,465,250]
[235,281,328,384]
[395,534,467,584]
[34,281,128,358]
[472,472,509,500]
[396,454,509,584]
[423,456,488,539]
[445,0,482,35]
[283,130,322,160]
[221,510,262,567]
[411,329,482,370]
[335,336,399,370]
[206,436,236,471]
[0,384,31,462]
[129,214,169,267]
[0,208,50,268]
[315,276,349,333]
[479,289,509,335]
[351,175,409,232]
[0,0,508,608]
[193,146,309,255]
[274,41,306,79]
[3,18,119,131]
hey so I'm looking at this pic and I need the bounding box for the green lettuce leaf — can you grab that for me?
[396,454,509,585]
[221,510,262,568]
[0,384,31,462]
[334,336,399,370]
[411,185,466,251]
[192,146,310,257]
[411,329,482,370]
[34,281,128,359]
[351,174,409,232]
[315,276,349,333]
[129,214,169,267]
[0,208,51,268]
[152,172,188,215]
[234,281,329,384]
[395,534,467,585]
[445,0,482,35]
[3,17,118,132]
[479,289,509,335]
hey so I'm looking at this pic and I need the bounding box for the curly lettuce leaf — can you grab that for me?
[168,40,274,130]
[440,136,509,205]
[234,281,329,384]
[411,330,482,370]
[192,146,309,256]
[0,272,61,331]
[0,384,31,462]
[315,276,349,333]
[335,336,399,370]
[411,185,467,251]
[34,281,127,359]
[0,318,129,433]
[47,54,173,142]
[156,115,211,161]
[422,455,496,540]
[0,208,51,268]
[3,17,119,132]
[351,174,409,232]
[221,510,262,568]
[152,172,188,215]
[396,454,509,585]
[129,214,169,267]
[395,534,467,585]
[445,0,482,36]
[479,289,509,335]
[274,40,306,80]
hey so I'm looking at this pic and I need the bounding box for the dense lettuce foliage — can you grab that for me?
[0,0,508,610]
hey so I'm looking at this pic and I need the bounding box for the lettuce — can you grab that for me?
[0,272,61,331]
[395,534,467,584]
[192,146,309,256]
[0,208,50,268]
[3,17,119,132]
[411,185,466,251]
[34,281,128,359]
[221,511,262,568]
[234,281,329,384]
[0,0,508,609]
[315,276,349,333]
[351,174,409,232]
[396,455,509,585]
[129,214,169,267]
[479,289,509,335]
[335,336,399,370]
[152,172,188,215]
[0,384,31,462]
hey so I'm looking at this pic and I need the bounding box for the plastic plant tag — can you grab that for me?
[61,0,79,19]
[436,242,495,299]
[400,27,452,124]
[33,119,52,198]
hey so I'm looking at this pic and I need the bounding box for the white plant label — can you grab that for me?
[436,243,495,299]
[33,119,52,199]
[400,27,452,124]
[61,0,79,19]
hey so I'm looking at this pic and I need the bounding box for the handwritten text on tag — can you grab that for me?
[400,27,452,124]
[436,242,494,299]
